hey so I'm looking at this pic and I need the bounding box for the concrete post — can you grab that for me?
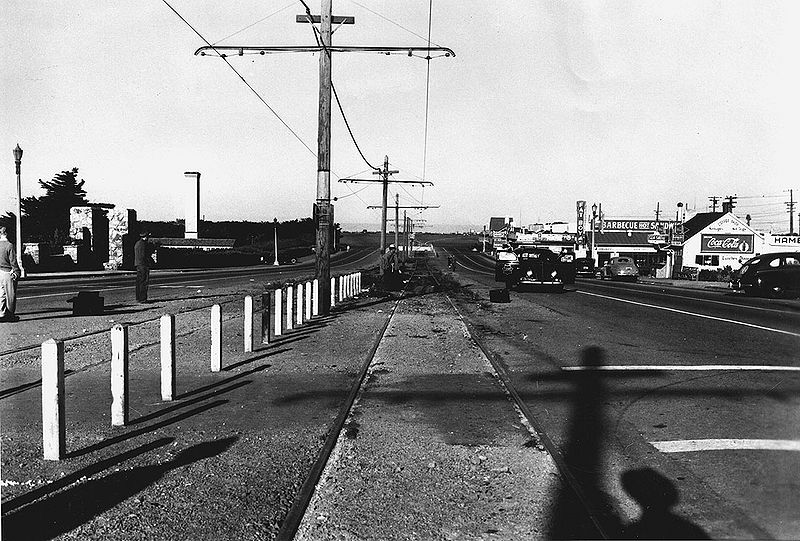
[211,304,222,372]
[339,274,344,300]
[357,271,361,293]
[41,339,66,460]
[244,295,254,353]
[286,285,294,330]
[111,324,129,426]
[312,278,320,316]
[160,314,176,401]
[261,292,271,344]
[296,282,304,326]
[274,288,283,336]
[305,281,312,320]
[330,276,336,307]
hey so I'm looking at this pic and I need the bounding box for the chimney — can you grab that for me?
[184,172,201,239]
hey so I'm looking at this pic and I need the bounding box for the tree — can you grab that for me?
[19,168,89,246]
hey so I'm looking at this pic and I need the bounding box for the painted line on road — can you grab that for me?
[562,365,800,372]
[583,280,794,315]
[651,439,800,453]
[577,290,800,338]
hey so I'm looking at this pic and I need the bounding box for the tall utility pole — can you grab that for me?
[194,5,455,315]
[654,201,661,222]
[340,156,431,253]
[709,196,720,212]
[314,0,334,315]
[786,189,795,235]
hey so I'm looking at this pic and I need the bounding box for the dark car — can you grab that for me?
[575,257,595,277]
[730,252,800,298]
[596,256,639,282]
[495,247,570,291]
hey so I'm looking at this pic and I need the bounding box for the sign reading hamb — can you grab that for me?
[701,234,754,253]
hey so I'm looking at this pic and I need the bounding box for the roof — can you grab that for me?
[152,237,236,249]
[489,217,507,231]
[683,212,724,239]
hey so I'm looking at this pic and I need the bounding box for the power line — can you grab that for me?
[212,3,295,45]
[422,0,433,182]
[348,0,443,47]
[161,0,318,159]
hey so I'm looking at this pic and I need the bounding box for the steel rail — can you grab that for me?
[276,258,434,540]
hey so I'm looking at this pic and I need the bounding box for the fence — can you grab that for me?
[38,271,362,460]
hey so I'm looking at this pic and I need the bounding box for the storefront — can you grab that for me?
[677,212,764,273]
[590,219,677,276]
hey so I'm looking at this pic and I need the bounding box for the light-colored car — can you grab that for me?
[597,257,639,282]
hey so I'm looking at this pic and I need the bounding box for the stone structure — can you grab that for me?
[69,205,114,269]
[105,208,137,270]
[184,171,201,239]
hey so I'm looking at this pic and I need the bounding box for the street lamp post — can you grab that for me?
[12,144,25,277]
[273,218,280,266]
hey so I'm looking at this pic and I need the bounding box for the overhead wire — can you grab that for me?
[212,3,295,45]
[161,0,318,159]
[421,0,433,183]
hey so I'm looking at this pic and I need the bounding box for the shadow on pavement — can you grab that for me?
[547,346,709,540]
[1,437,237,541]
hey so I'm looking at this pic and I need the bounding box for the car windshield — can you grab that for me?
[615,258,632,264]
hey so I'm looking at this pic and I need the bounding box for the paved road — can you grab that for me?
[441,240,800,539]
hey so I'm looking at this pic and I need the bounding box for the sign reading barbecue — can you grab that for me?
[701,234,754,253]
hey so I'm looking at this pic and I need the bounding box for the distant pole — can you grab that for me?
[379,156,389,253]
[403,210,407,259]
[314,0,333,316]
[273,218,280,265]
[394,193,400,251]
[787,189,795,235]
[12,144,25,277]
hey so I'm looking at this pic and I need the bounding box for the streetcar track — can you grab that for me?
[276,258,434,540]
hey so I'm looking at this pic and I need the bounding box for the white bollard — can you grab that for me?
[211,304,222,372]
[261,292,271,345]
[296,283,304,326]
[41,339,66,460]
[331,276,336,307]
[312,278,320,316]
[357,271,361,293]
[111,324,129,426]
[305,281,312,320]
[244,295,254,353]
[347,273,353,298]
[339,274,345,300]
[286,285,294,330]
[274,288,283,336]
[160,314,176,401]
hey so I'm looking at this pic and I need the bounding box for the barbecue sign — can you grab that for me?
[701,234,753,253]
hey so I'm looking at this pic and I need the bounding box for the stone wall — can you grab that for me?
[105,208,137,270]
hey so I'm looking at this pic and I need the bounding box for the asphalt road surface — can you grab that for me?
[440,239,800,539]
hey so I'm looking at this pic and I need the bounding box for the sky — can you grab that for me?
[2,1,799,233]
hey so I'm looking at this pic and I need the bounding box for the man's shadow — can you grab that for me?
[2,437,237,541]
[547,346,708,539]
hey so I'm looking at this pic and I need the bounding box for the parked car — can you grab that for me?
[596,256,639,282]
[575,257,595,277]
[495,246,570,291]
[730,252,800,298]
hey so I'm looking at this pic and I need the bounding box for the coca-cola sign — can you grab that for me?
[701,234,753,253]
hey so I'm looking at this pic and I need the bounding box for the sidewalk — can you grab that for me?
[296,290,562,539]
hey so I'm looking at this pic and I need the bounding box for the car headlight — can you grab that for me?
[526,270,533,276]
[551,270,558,277]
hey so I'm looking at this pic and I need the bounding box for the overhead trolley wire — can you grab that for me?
[422,0,433,183]
[212,3,295,45]
[161,0,318,159]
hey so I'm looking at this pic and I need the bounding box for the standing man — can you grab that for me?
[0,225,21,322]
[134,231,155,303]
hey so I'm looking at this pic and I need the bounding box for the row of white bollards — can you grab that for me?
[39,271,362,460]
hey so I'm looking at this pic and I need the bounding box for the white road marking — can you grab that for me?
[584,280,792,315]
[651,439,800,453]
[562,365,800,372]
[577,290,800,337]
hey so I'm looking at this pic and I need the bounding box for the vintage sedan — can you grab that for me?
[730,252,800,298]
[575,257,595,277]
[596,256,639,282]
[495,246,570,291]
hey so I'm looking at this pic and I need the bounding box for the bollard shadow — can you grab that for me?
[620,468,710,539]
[67,399,229,459]
[177,363,269,400]
[128,380,253,425]
[223,348,289,372]
[15,305,150,322]
[1,437,237,541]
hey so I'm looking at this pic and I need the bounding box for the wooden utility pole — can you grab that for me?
[395,194,400,249]
[341,157,431,253]
[314,0,334,315]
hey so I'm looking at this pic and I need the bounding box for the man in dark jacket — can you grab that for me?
[0,225,21,322]
[134,232,155,303]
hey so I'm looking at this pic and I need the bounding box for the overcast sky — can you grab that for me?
[2,1,799,232]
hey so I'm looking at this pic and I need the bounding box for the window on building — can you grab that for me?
[695,255,719,266]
